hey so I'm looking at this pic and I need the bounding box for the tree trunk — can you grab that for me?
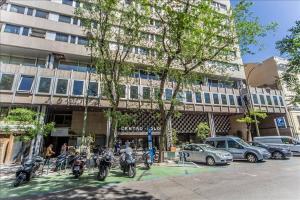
[107,108,118,148]
[158,119,167,163]
[246,124,252,142]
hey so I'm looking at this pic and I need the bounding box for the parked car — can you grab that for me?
[180,144,233,166]
[248,141,292,160]
[205,136,271,163]
[254,136,300,156]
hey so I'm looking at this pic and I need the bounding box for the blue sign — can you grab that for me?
[147,128,154,161]
[276,117,287,129]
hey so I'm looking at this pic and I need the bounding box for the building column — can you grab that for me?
[166,117,173,149]
[208,113,216,137]
[106,116,111,146]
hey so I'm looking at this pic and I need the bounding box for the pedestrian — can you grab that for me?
[60,143,68,155]
[45,144,55,165]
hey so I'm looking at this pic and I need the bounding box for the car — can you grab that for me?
[254,136,300,156]
[205,136,271,163]
[180,144,233,166]
[248,141,292,160]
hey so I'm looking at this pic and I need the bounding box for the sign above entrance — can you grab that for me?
[51,127,69,137]
[120,126,161,132]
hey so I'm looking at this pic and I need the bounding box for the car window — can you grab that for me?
[183,145,192,151]
[228,140,243,149]
[192,145,203,152]
[281,138,293,144]
[216,140,226,148]
[206,141,215,147]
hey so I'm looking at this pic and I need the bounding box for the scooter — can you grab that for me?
[120,148,136,178]
[13,156,44,187]
[54,153,75,171]
[72,155,86,178]
[142,151,153,169]
[96,149,114,181]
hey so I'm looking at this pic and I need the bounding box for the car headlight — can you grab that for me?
[216,153,225,158]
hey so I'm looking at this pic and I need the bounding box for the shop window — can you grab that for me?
[88,82,98,97]
[186,91,193,103]
[221,94,227,105]
[165,89,172,101]
[130,86,139,99]
[4,24,20,34]
[56,79,68,94]
[266,95,272,105]
[252,94,259,104]
[72,80,84,96]
[213,93,219,104]
[38,77,52,93]
[10,4,25,14]
[195,92,202,103]
[142,87,150,100]
[204,93,211,104]
[18,75,34,92]
[259,95,266,105]
[229,95,235,105]
[0,74,14,90]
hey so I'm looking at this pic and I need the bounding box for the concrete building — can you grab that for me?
[245,57,299,139]
[0,0,288,163]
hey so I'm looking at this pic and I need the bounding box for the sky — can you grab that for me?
[230,0,300,63]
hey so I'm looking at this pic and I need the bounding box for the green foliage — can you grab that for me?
[237,109,267,125]
[276,21,300,103]
[171,129,178,145]
[4,108,55,142]
[195,122,210,142]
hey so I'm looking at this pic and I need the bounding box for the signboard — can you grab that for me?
[275,117,287,129]
[51,127,69,137]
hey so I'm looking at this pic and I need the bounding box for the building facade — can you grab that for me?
[0,0,289,163]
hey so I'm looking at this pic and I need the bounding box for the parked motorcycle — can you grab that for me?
[120,147,136,178]
[96,149,114,181]
[142,151,153,169]
[13,156,44,187]
[54,153,75,171]
[72,155,86,178]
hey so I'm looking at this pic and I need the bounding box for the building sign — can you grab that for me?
[51,127,69,137]
[275,117,287,129]
[120,126,160,132]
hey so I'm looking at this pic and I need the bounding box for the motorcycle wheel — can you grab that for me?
[97,167,109,181]
[144,162,150,170]
[13,173,25,187]
[128,165,136,178]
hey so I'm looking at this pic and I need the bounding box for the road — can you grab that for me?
[8,157,300,200]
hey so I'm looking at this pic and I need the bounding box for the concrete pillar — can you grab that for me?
[208,113,216,137]
[106,116,111,146]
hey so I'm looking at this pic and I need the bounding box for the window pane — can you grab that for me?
[266,95,272,105]
[4,24,20,34]
[55,33,69,42]
[186,91,193,103]
[279,96,284,106]
[229,95,235,105]
[153,88,159,100]
[273,96,279,106]
[252,94,259,104]
[221,94,227,105]
[0,74,14,90]
[27,8,33,16]
[213,93,219,104]
[62,0,73,6]
[56,79,68,94]
[22,27,30,36]
[37,59,46,68]
[130,86,138,99]
[78,37,88,45]
[70,35,76,44]
[143,87,150,100]
[73,80,84,95]
[176,91,185,102]
[195,92,202,103]
[18,75,34,91]
[165,89,172,101]
[0,55,10,64]
[38,77,51,93]
[236,96,242,106]
[119,85,126,98]
[9,56,23,65]
[73,18,78,25]
[10,5,25,14]
[59,15,71,24]
[216,140,226,148]
[208,79,218,87]
[259,95,266,105]
[140,70,148,79]
[88,82,98,97]
[35,10,49,19]
[204,93,211,104]
[23,58,36,67]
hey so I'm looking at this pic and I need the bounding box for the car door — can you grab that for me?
[190,145,205,162]
[182,145,193,162]
[227,139,244,159]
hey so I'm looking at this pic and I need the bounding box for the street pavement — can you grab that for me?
[2,157,300,200]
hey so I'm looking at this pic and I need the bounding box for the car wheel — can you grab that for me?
[206,156,215,166]
[246,153,258,163]
[272,151,284,160]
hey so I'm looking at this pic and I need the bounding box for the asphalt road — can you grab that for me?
[9,157,300,200]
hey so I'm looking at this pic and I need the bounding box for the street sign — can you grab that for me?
[275,117,287,129]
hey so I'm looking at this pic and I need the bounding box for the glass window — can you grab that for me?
[176,91,185,102]
[35,10,49,19]
[266,95,272,105]
[130,86,138,99]
[55,33,69,42]
[221,94,227,105]
[236,96,242,106]
[149,72,159,80]
[208,79,219,87]
[38,77,52,93]
[0,55,10,64]
[62,0,73,6]
[119,85,126,98]
[10,4,25,14]
[70,35,76,44]
[59,15,71,24]
[18,75,34,91]
[0,74,14,90]
[78,37,88,45]
[164,89,172,100]
[206,141,215,147]
[216,140,226,148]
[140,71,148,79]
[73,18,78,25]
[195,92,202,103]
[259,95,266,105]
[37,59,46,68]
[229,95,235,105]
[56,79,68,94]
[143,87,150,100]
[204,93,211,104]
[4,24,20,34]
[22,27,30,36]
[279,96,284,106]
[23,58,36,67]
[273,96,279,106]
[252,94,259,104]
[186,91,193,103]
[27,8,33,16]
[213,93,219,104]
[228,140,242,149]
[72,80,84,96]
[88,82,98,97]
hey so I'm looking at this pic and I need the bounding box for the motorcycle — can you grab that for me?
[13,156,44,187]
[142,151,153,169]
[72,155,86,178]
[54,153,75,171]
[120,147,136,178]
[96,149,114,181]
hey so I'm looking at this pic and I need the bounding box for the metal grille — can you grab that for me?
[214,115,231,135]
[172,113,208,134]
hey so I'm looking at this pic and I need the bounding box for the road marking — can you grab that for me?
[239,172,257,177]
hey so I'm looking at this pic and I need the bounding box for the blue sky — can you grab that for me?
[230,0,300,63]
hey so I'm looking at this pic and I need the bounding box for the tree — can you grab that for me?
[237,109,267,141]
[148,0,276,161]
[195,122,210,143]
[276,21,300,103]
[76,0,149,147]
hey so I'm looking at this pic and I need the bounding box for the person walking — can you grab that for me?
[60,143,68,155]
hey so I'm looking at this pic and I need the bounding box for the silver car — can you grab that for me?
[180,144,233,166]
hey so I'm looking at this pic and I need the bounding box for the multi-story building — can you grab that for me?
[0,0,288,163]
[245,57,299,139]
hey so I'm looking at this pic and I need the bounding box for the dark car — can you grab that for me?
[249,141,292,160]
